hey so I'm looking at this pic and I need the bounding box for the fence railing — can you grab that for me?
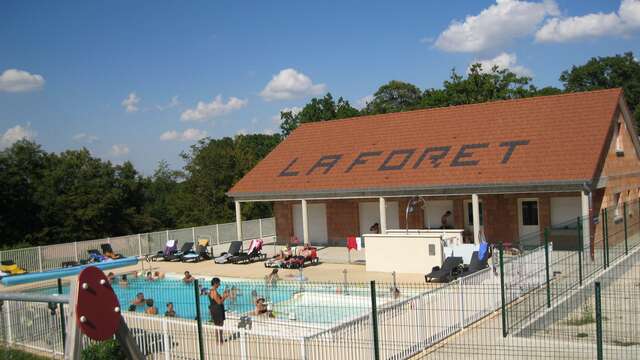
[0,217,276,273]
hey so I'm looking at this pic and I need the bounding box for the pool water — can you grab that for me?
[33,276,374,325]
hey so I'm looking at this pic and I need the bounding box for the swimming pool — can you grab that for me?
[33,275,376,325]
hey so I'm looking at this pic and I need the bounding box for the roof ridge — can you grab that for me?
[298,88,623,129]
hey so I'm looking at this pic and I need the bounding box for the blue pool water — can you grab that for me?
[33,276,374,324]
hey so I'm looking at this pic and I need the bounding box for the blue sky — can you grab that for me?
[1,0,639,174]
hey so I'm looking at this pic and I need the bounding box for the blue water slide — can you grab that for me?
[1,257,139,286]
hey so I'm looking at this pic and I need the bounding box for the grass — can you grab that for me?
[0,348,50,360]
[566,304,596,326]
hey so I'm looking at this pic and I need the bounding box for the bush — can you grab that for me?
[81,340,126,360]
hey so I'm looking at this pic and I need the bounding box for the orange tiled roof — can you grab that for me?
[229,89,623,200]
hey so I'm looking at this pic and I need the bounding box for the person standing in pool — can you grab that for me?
[209,277,229,343]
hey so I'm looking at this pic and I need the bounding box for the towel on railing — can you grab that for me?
[346,236,357,251]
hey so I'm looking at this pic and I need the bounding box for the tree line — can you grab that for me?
[1,52,638,248]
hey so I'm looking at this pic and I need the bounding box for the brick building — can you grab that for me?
[228,89,640,250]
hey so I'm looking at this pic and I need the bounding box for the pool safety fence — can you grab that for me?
[0,217,276,274]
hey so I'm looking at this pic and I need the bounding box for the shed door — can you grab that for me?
[292,203,328,245]
[550,197,581,229]
[518,198,540,248]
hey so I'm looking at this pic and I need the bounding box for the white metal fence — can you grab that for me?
[0,218,276,273]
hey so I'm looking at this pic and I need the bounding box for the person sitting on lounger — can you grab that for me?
[132,292,145,305]
[145,299,158,315]
[104,250,122,260]
[276,245,293,260]
[165,302,176,317]
[183,271,195,284]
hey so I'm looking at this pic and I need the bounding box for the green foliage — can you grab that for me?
[0,347,50,360]
[560,52,640,128]
[81,340,126,360]
[364,80,423,114]
[279,93,359,136]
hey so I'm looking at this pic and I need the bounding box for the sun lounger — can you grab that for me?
[164,242,194,262]
[182,239,211,263]
[283,247,319,269]
[425,256,463,283]
[461,251,489,276]
[214,241,242,264]
[148,240,178,261]
[231,239,266,264]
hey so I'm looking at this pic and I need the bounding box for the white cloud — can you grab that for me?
[121,92,140,113]
[263,128,276,135]
[110,144,130,157]
[0,124,36,149]
[271,106,303,124]
[535,0,640,42]
[157,96,180,111]
[0,69,45,92]
[435,0,559,52]
[73,133,99,144]
[469,52,533,77]
[355,95,374,110]
[180,95,248,122]
[236,129,248,136]
[160,128,208,142]
[260,68,327,101]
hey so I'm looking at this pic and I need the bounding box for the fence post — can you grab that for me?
[193,280,205,360]
[3,300,12,344]
[369,281,380,360]
[544,228,551,308]
[577,217,583,287]
[299,336,307,360]
[73,242,79,262]
[458,279,465,330]
[259,219,264,239]
[161,318,170,360]
[602,209,608,269]
[595,281,603,360]
[57,278,67,349]
[37,246,43,272]
[192,227,196,242]
[624,202,628,255]
[215,225,220,245]
[137,234,143,257]
[166,230,170,242]
[499,242,507,338]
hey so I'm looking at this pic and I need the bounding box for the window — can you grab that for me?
[467,202,484,226]
[616,120,624,154]
[614,192,622,219]
[521,201,538,226]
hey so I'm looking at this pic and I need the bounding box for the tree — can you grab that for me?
[144,160,182,230]
[560,52,640,127]
[279,93,359,136]
[422,64,542,108]
[364,80,423,114]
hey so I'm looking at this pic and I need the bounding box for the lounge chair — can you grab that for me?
[100,243,123,259]
[461,251,489,276]
[231,239,267,264]
[87,249,107,263]
[0,260,27,276]
[214,241,243,264]
[283,246,319,269]
[148,240,178,262]
[182,239,211,263]
[425,256,463,283]
[165,242,194,262]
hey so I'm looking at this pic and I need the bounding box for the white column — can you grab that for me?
[379,197,387,234]
[581,190,591,251]
[235,201,243,241]
[301,199,310,245]
[472,194,480,245]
